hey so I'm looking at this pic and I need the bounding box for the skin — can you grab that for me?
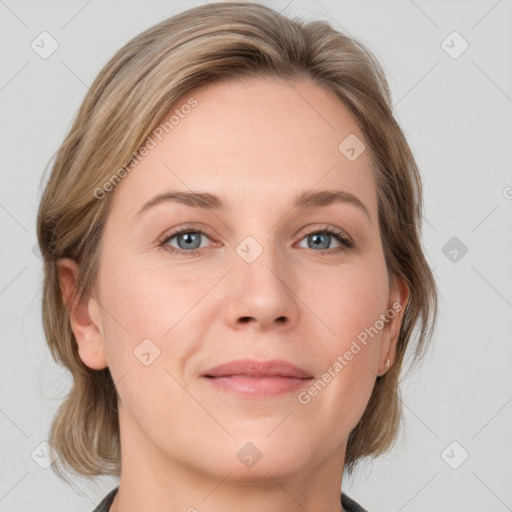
[58,76,408,512]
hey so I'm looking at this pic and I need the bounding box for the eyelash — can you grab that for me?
[158,224,354,257]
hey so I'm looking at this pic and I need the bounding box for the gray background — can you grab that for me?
[1,0,511,511]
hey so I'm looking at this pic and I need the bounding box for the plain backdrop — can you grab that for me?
[1,1,511,511]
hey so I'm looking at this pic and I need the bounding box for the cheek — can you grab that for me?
[99,255,206,339]
[304,260,389,347]
[297,270,386,434]
[298,259,388,408]
[96,264,191,425]
[97,256,213,390]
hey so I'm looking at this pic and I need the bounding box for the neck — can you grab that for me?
[111,469,346,512]
[110,406,348,512]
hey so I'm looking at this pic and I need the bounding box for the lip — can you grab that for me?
[202,359,312,378]
[201,359,313,397]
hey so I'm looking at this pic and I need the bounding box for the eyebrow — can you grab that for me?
[136,189,371,223]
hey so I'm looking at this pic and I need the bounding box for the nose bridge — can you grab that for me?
[224,230,299,330]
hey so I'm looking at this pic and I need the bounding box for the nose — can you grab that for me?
[224,248,300,332]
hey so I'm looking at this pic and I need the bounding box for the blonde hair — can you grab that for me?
[36,1,438,481]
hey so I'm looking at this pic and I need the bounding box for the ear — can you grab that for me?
[377,276,410,376]
[57,258,108,370]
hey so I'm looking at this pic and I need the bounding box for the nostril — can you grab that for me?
[238,316,286,324]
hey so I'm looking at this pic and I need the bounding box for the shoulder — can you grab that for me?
[91,487,118,512]
[341,492,371,512]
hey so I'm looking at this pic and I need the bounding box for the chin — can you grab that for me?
[224,430,316,479]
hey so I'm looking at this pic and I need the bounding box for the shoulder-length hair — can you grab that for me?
[37,1,438,481]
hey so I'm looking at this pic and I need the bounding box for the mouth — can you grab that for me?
[201,359,314,397]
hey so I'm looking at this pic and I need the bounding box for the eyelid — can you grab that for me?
[158,222,218,244]
[298,223,353,246]
[158,222,354,254]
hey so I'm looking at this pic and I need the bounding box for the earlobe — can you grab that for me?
[379,277,410,376]
[57,258,108,370]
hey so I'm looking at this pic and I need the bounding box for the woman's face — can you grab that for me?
[69,76,407,484]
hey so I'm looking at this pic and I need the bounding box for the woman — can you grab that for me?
[36,3,438,511]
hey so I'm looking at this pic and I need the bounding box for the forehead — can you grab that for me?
[108,76,377,220]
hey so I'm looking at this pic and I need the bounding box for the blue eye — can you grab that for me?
[297,229,353,252]
[160,228,212,256]
[159,225,353,257]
